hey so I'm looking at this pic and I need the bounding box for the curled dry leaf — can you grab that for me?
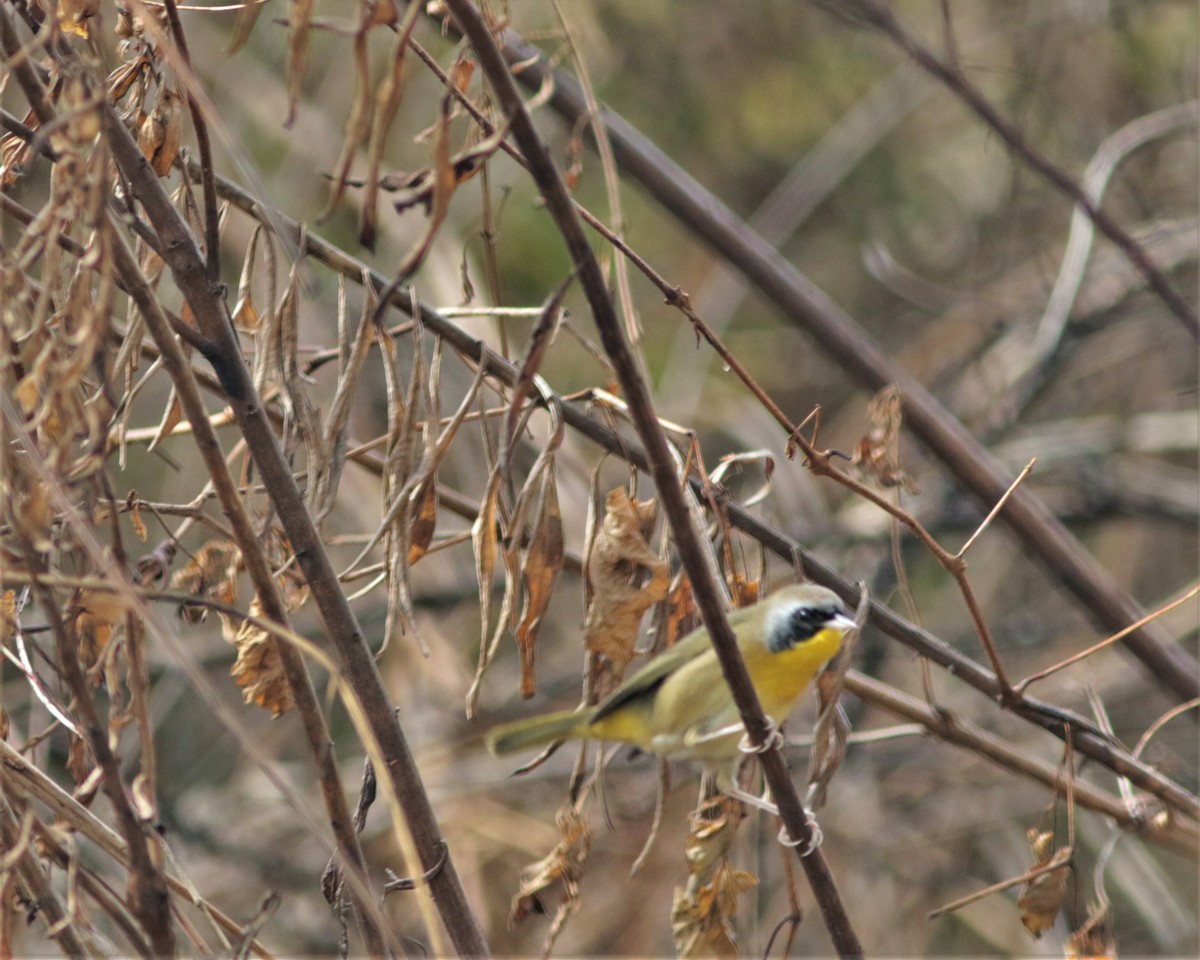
[67,733,94,788]
[514,463,564,699]
[407,477,438,564]
[224,601,294,718]
[69,586,134,671]
[510,802,591,956]
[170,540,241,623]
[659,572,698,649]
[851,385,919,494]
[285,0,314,128]
[1017,830,1071,938]
[137,88,183,178]
[584,487,669,672]
[1,590,17,644]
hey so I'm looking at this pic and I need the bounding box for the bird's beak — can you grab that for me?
[830,612,858,634]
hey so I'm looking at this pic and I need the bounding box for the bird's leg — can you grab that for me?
[719,761,824,857]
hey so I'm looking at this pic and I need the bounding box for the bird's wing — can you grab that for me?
[590,602,759,723]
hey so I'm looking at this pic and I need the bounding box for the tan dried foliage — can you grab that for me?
[224,600,295,719]
[584,487,669,672]
[514,463,565,699]
[170,540,242,623]
[67,732,94,787]
[510,802,592,955]
[285,0,314,128]
[0,591,16,644]
[137,87,183,177]
[659,572,698,649]
[672,797,755,958]
[851,385,920,494]
[1017,829,1072,938]
[69,586,133,671]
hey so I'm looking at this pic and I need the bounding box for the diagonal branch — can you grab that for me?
[444,1,863,954]
[486,22,1199,703]
[99,98,491,958]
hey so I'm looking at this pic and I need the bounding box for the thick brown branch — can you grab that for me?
[444,1,863,955]
[100,99,490,957]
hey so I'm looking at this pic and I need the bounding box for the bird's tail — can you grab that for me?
[486,709,588,756]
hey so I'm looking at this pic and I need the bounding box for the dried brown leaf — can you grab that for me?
[509,803,591,954]
[285,0,314,128]
[465,465,503,718]
[584,487,669,672]
[1017,830,1072,938]
[137,88,183,178]
[514,462,564,699]
[231,224,265,332]
[227,0,265,54]
[225,602,294,718]
[673,804,755,960]
[147,388,183,453]
[393,89,458,280]
[360,4,422,249]
[407,478,438,565]
[0,591,16,644]
[661,573,698,649]
[851,385,920,494]
[171,540,241,623]
[502,272,573,471]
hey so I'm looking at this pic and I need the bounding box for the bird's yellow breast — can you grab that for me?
[742,624,843,717]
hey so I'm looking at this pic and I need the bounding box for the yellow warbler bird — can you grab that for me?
[486,583,855,780]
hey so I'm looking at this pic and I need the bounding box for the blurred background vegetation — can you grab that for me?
[2,0,1196,956]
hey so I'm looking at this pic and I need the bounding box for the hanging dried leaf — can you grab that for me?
[1,591,16,644]
[360,4,421,249]
[147,388,183,453]
[510,802,591,957]
[67,733,94,787]
[285,0,314,128]
[227,0,265,54]
[514,462,564,699]
[850,385,919,494]
[1017,830,1071,938]
[407,477,438,564]
[584,487,669,672]
[672,797,754,959]
[502,272,573,471]
[224,602,294,718]
[231,224,265,331]
[465,465,504,718]
[661,573,698,648]
[319,6,377,222]
[137,88,183,177]
[170,540,241,623]
[69,586,132,671]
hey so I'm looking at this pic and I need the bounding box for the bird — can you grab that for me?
[486,583,855,788]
